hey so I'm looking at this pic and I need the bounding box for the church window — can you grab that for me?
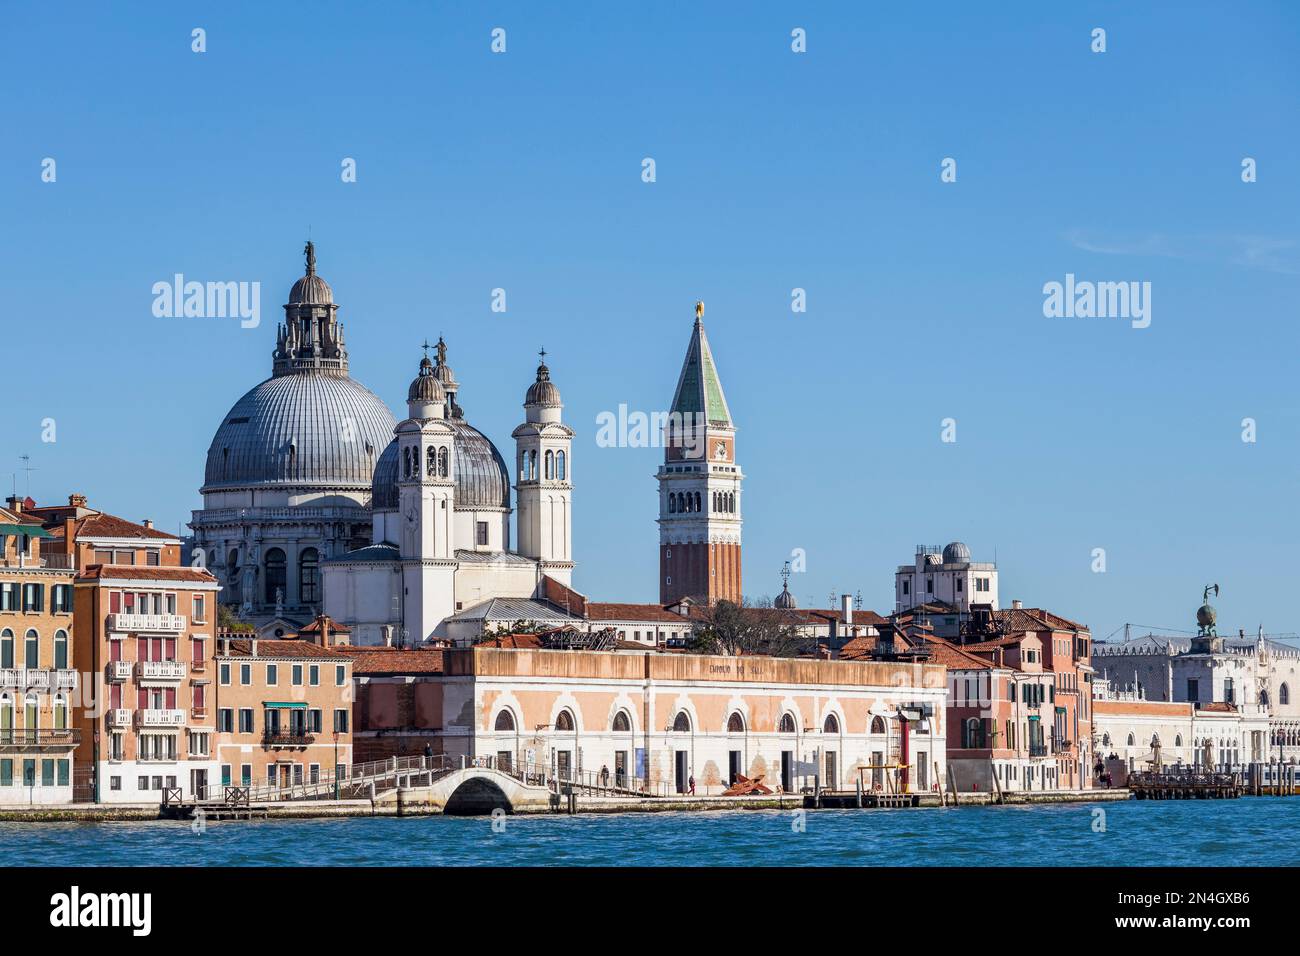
[545,450,554,479]
[426,446,436,476]
[556,451,566,481]
[438,446,448,477]
[299,548,319,605]
[528,450,537,480]
[264,549,286,605]
[668,495,676,514]
[694,492,701,512]
[402,447,411,479]
[476,522,489,546]
[1282,683,1290,706]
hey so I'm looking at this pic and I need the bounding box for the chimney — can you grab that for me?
[251,639,258,657]
[68,493,87,508]
[841,593,853,626]
[142,519,153,530]
[4,496,21,514]
[221,636,229,657]
[1012,599,1023,610]
[383,625,393,647]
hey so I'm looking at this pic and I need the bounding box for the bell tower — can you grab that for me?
[658,302,742,604]
[397,348,457,641]
[513,350,575,586]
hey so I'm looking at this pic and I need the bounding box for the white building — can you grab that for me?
[895,542,998,615]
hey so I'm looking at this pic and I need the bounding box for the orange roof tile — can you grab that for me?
[338,646,446,675]
[219,638,352,661]
[79,564,217,584]
[585,602,688,623]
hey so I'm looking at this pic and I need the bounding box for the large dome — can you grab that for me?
[203,374,397,489]
[371,419,511,511]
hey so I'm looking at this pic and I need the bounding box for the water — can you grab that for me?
[4,798,1295,866]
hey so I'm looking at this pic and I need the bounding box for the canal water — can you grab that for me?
[5,798,1295,866]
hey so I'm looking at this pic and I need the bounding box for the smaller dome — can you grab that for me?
[942,541,971,563]
[288,273,334,305]
[526,359,562,406]
[774,582,797,609]
[408,356,446,404]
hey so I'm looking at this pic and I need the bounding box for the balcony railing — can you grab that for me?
[24,669,50,691]
[106,708,131,728]
[137,660,188,681]
[0,668,24,688]
[263,729,315,748]
[106,661,132,682]
[54,669,77,690]
[0,728,81,749]
[136,708,186,728]
[109,613,187,633]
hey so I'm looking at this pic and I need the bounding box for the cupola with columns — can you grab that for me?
[512,349,575,585]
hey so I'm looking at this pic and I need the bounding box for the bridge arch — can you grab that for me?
[443,776,513,816]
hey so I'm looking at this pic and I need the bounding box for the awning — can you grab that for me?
[0,524,52,538]
[262,701,307,709]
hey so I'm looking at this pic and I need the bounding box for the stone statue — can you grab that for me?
[241,564,255,613]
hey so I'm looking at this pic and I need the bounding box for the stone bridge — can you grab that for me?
[373,766,558,816]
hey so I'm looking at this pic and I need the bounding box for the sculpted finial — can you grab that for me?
[695,300,704,320]
[304,240,316,275]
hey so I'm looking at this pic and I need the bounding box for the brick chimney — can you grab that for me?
[142,519,153,529]
[5,496,22,514]
[68,493,87,508]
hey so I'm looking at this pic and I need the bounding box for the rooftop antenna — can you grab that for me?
[19,455,35,497]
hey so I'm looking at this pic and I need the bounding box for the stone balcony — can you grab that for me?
[109,613,187,633]
[136,708,186,728]
[137,660,188,682]
[106,661,132,682]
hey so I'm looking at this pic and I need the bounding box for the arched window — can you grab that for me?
[668,494,676,514]
[298,548,319,605]
[729,493,735,512]
[23,630,38,669]
[427,445,437,476]
[1126,733,1135,747]
[0,629,14,669]
[1261,689,1270,708]
[1150,734,1160,747]
[612,711,631,732]
[0,694,10,736]
[1175,734,1183,747]
[870,715,886,734]
[402,447,411,479]
[54,630,68,670]
[54,694,68,730]
[556,450,566,481]
[529,450,537,480]
[545,450,554,479]
[672,711,691,733]
[727,712,745,733]
[264,548,287,605]
[554,709,574,732]
[494,710,515,732]
[779,713,796,734]
[1282,683,1291,706]
[24,694,37,734]
[439,446,449,477]
[823,714,839,734]
[694,492,701,512]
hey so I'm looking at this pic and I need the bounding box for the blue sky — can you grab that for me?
[3,2,1298,642]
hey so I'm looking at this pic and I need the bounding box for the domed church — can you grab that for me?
[191,244,397,625]
[192,244,574,639]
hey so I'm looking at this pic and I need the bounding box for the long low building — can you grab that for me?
[347,645,949,796]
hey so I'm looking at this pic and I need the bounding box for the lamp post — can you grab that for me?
[333,730,340,800]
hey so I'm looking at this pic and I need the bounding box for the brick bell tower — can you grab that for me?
[658,302,743,604]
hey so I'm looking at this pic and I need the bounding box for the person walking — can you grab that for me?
[600,764,609,789]
[688,774,696,795]
[423,742,433,769]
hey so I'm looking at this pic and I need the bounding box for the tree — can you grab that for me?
[689,598,805,658]
[217,603,254,633]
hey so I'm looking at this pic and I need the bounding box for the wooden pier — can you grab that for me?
[1127,771,1243,800]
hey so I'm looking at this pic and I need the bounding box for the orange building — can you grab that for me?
[30,495,222,803]
[213,631,353,791]
[0,497,78,803]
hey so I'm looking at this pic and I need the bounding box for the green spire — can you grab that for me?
[670,303,733,427]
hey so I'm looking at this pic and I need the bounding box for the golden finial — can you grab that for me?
[695,300,704,319]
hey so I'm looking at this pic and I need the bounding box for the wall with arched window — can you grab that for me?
[298,548,319,605]
[264,548,286,604]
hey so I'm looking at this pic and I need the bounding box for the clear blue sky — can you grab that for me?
[3,2,1298,642]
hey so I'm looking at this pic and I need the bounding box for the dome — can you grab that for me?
[942,541,971,563]
[774,582,797,609]
[288,273,333,305]
[371,419,511,511]
[203,374,396,489]
[525,359,562,406]
[407,357,446,404]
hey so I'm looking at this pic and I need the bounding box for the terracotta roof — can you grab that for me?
[995,607,1088,634]
[840,632,994,670]
[477,633,544,649]
[585,602,687,623]
[50,512,178,541]
[338,646,446,676]
[219,638,352,661]
[1196,701,1238,714]
[299,615,352,634]
[79,564,217,583]
[801,608,887,627]
[0,506,44,527]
